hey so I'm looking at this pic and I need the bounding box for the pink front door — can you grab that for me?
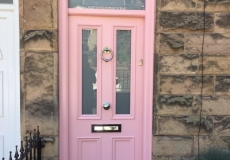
[69,15,144,160]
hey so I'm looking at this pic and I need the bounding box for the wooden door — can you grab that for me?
[69,16,144,160]
[0,0,20,158]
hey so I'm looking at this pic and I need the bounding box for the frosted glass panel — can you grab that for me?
[69,0,145,10]
[0,0,13,4]
[116,30,131,114]
[82,29,97,114]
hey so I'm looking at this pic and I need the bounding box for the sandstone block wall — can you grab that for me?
[20,0,58,160]
[154,0,230,159]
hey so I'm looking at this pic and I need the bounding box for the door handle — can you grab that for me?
[103,102,110,110]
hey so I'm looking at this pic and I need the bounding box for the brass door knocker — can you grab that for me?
[101,47,113,62]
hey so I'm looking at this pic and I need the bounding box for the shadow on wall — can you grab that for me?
[199,148,230,160]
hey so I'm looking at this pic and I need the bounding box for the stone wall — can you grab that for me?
[19,0,58,160]
[153,0,230,159]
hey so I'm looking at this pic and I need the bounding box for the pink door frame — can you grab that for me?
[58,1,155,160]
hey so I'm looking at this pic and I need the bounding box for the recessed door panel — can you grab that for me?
[112,137,134,160]
[77,137,102,160]
[0,5,20,159]
[69,15,144,160]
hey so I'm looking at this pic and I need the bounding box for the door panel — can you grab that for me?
[0,13,11,159]
[0,3,20,159]
[69,16,144,160]
[78,137,102,160]
[112,137,134,160]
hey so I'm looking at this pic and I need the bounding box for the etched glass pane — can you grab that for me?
[116,30,131,114]
[69,0,145,10]
[82,29,97,114]
[0,0,13,4]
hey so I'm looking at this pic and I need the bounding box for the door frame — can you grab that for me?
[0,0,20,158]
[58,1,155,159]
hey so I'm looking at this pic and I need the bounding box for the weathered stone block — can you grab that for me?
[214,116,230,136]
[153,156,197,160]
[158,33,184,54]
[200,96,230,115]
[155,34,161,54]
[41,142,55,157]
[160,12,213,31]
[53,52,59,135]
[194,136,230,154]
[156,116,212,136]
[52,0,58,29]
[20,30,25,51]
[152,136,193,156]
[153,113,158,135]
[24,52,55,135]
[156,95,199,115]
[52,30,58,51]
[53,135,59,157]
[199,55,230,74]
[203,0,230,4]
[23,0,53,29]
[153,156,169,160]
[159,55,198,74]
[168,156,197,160]
[215,13,230,33]
[24,52,53,89]
[185,34,230,54]
[159,75,214,95]
[22,30,57,51]
[197,0,230,12]
[20,51,26,134]
[215,76,230,95]
[25,98,54,135]
[160,0,196,11]
[42,158,54,160]
[19,0,23,29]
[154,54,159,74]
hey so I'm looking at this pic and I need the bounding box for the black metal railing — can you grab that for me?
[2,126,43,160]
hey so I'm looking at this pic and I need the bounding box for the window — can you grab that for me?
[69,0,145,10]
[0,0,13,4]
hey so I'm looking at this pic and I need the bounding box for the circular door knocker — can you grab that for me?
[101,47,113,62]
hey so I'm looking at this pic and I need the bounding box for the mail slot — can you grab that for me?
[92,124,121,133]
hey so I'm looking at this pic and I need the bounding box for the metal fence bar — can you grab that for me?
[2,126,43,160]
[29,133,32,160]
[9,151,12,160]
[25,137,28,160]
[36,127,41,160]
